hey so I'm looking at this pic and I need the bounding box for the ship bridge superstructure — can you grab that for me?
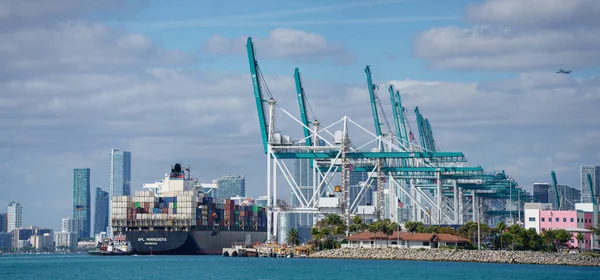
[143,163,202,197]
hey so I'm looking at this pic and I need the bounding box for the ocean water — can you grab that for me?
[1,254,599,280]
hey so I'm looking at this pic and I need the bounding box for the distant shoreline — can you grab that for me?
[309,248,600,267]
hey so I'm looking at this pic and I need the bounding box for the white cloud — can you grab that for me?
[0,21,195,78]
[466,0,600,28]
[0,0,143,28]
[202,28,353,64]
[413,0,600,71]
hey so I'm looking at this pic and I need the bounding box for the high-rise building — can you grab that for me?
[62,217,75,233]
[7,201,22,232]
[533,183,551,203]
[581,165,600,203]
[73,168,91,240]
[0,213,7,233]
[94,187,109,235]
[215,175,245,202]
[109,149,131,235]
[548,184,581,210]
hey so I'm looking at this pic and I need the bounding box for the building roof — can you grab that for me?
[434,234,470,243]
[347,231,468,243]
[347,231,389,241]
[397,232,435,241]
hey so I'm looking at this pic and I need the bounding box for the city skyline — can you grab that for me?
[1,0,599,229]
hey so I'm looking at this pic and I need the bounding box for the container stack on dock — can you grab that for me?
[111,190,268,231]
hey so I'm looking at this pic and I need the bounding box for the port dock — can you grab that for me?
[223,243,310,258]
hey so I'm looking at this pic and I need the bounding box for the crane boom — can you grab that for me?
[395,92,409,146]
[389,85,410,147]
[388,85,403,142]
[414,107,428,151]
[551,171,560,210]
[424,119,437,152]
[365,65,382,137]
[246,37,269,154]
[294,68,311,147]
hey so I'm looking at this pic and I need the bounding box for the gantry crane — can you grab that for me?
[246,37,524,241]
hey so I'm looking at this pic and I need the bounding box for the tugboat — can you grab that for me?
[88,234,133,256]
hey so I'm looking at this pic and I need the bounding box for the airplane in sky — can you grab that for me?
[556,68,572,74]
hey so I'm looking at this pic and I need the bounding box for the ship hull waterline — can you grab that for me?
[125,230,267,255]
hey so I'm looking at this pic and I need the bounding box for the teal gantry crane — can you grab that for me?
[551,171,560,210]
[246,38,525,239]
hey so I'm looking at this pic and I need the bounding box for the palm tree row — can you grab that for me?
[367,219,401,247]
[310,213,347,250]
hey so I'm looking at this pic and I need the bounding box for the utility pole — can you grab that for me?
[341,117,351,237]
[477,197,481,250]
[509,186,512,225]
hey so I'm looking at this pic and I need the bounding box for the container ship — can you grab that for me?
[111,163,267,255]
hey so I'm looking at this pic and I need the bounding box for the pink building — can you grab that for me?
[524,203,596,250]
[538,210,592,250]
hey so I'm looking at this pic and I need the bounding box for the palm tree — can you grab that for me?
[310,227,322,251]
[287,228,301,246]
[576,232,585,252]
[351,215,364,226]
[368,223,379,247]
[496,222,506,250]
[325,214,344,226]
[359,222,368,232]
[384,221,399,247]
[350,215,365,234]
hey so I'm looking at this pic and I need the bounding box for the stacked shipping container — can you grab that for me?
[195,198,267,229]
[111,191,267,230]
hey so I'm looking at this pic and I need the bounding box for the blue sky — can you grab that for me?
[120,0,505,83]
[1,0,599,230]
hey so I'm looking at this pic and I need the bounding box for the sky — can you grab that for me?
[1,0,599,231]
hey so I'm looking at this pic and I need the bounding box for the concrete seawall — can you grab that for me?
[309,248,600,267]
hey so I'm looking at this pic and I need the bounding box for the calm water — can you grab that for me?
[1,253,599,279]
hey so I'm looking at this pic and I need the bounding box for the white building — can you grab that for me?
[62,217,75,232]
[7,201,22,232]
[31,233,53,251]
[343,232,470,249]
[55,231,77,251]
[524,203,552,232]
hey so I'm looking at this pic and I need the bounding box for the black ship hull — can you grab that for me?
[125,229,267,255]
